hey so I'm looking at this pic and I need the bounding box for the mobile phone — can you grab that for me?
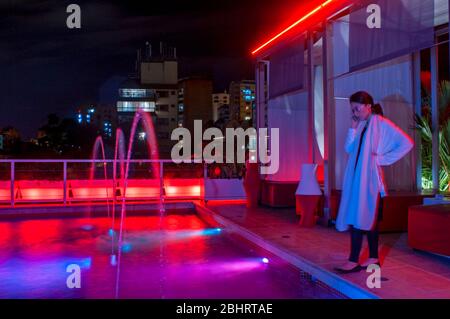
[352,115,359,122]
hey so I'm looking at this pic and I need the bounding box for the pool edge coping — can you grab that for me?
[194,202,380,300]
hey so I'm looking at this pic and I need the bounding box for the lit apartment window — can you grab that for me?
[117,101,155,112]
[119,89,152,98]
[103,121,112,137]
[244,95,253,102]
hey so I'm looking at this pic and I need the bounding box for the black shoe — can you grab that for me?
[334,264,363,274]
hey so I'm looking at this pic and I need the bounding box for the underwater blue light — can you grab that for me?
[65,257,92,270]
[81,258,92,268]
[108,228,115,237]
[121,243,132,253]
[202,228,222,236]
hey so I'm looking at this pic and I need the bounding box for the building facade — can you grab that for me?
[212,91,230,122]
[75,104,117,140]
[117,43,179,157]
[229,80,256,122]
[178,76,213,134]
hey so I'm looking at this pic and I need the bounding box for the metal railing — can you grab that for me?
[0,159,206,207]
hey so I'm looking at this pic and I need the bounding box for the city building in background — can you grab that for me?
[212,104,231,131]
[229,80,256,122]
[96,104,118,139]
[0,126,21,154]
[117,42,179,157]
[76,106,96,125]
[212,91,230,122]
[76,104,117,140]
[178,76,213,134]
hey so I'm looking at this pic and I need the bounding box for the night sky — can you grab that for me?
[0,0,306,139]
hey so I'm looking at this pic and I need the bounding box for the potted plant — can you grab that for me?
[414,79,450,191]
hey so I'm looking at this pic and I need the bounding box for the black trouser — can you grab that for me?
[349,226,379,262]
[348,196,383,263]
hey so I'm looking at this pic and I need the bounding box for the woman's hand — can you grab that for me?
[351,115,359,129]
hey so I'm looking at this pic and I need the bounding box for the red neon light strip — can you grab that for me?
[251,0,334,55]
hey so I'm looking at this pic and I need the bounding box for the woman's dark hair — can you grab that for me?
[349,91,383,116]
[372,103,383,116]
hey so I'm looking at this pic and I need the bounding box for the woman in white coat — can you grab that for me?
[334,91,414,274]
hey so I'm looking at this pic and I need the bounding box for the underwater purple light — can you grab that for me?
[110,254,117,266]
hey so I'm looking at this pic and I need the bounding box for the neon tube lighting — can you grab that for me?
[251,0,334,55]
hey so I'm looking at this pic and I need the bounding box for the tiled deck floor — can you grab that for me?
[204,201,450,299]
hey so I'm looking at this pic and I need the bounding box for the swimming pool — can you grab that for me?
[0,211,343,298]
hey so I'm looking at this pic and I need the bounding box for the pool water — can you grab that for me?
[0,213,343,298]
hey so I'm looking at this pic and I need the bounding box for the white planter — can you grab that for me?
[296,164,321,196]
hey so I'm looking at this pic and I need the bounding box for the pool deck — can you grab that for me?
[196,200,450,299]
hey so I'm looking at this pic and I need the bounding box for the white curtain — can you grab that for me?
[314,65,325,163]
[332,54,416,192]
[434,0,449,26]
[332,19,350,78]
[267,91,309,182]
[348,0,435,72]
[269,37,305,99]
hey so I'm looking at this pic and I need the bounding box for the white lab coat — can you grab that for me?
[336,114,414,232]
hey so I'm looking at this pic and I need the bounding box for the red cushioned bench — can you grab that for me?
[408,204,450,256]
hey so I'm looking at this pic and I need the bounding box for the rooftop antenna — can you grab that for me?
[145,41,151,59]
[135,49,141,74]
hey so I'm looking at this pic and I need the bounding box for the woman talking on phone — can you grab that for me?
[334,91,413,274]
